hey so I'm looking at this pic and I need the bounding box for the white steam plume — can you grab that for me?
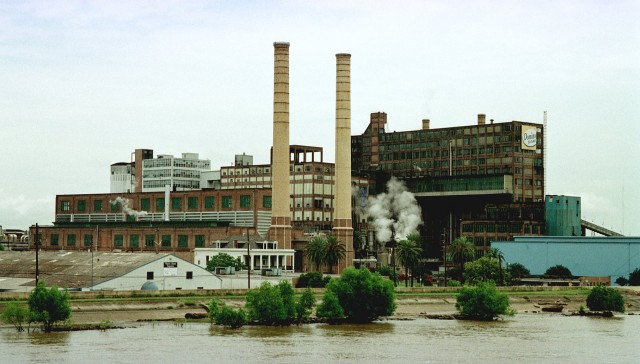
[111,197,148,218]
[366,177,423,243]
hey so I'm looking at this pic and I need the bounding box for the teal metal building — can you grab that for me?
[493,236,640,283]
[545,195,581,236]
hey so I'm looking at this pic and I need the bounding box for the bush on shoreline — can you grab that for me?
[455,282,514,320]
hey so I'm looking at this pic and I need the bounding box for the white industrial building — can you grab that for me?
[194,237,296,272]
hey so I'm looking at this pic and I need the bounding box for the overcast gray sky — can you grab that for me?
[1,0,638,235]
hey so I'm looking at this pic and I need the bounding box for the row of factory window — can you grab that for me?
[46,233,207,248]
[221,166,335,176]
[142,180,201,189]
[60,195,273,213]
[461,223,542,235]
[379,146,539,160]
[143,159,210,169]
[142,169,202,179]
[377,123,529,142]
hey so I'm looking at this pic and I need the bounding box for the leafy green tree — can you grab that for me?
[245,281,290,325]
[544,264,572,278]
[316,291,344,321]
[508,263,530,280]
[28,281,72,332]
[449,237,475,283]
[396,236,422,287]
[305,236,327,272]
[320,267,395,323]
[295,288,317,324]
[205,253,244,272]
[463,257,510,286]
[1,302,30,332]
[324,236,346,274]
[455,282,513,320]
[629,268,640,286]
[586,285,625,314]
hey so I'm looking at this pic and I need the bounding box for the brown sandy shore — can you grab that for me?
[58,288,640,325]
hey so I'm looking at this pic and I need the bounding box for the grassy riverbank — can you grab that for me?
[2,287,639,326]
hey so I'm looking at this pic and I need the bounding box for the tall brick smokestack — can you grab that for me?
[268,42,292,252]
[333,53,354,272]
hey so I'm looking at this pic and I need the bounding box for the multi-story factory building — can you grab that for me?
[110,149,211,193]
[220,145,370,233]
[352,112,546,257]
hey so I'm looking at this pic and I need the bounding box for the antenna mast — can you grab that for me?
[543,111,547,197]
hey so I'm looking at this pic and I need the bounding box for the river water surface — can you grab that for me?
[2,314,638,363]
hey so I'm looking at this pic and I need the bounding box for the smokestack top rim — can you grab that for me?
[273,42,290,47]
[336,53,351,58]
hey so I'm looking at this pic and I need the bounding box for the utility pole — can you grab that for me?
[35,223,39,286]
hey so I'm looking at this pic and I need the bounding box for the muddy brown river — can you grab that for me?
[2,314,638,363]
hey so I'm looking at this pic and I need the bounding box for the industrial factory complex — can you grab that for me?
[1,42,635,291]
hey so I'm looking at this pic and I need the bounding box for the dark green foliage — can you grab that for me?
[396,236,423,287]
[295,288,317,324]
[320,267,396,323]
[205,253,244,272]
[316,291,344,320]
[544,264,572,278]
[216,306,248,328]
[615,276,629,286]
[306,237,327,272]
[208,298,247,328]
[28,281,72,332]
[586,285,625,314]
[296,272,330,288]
[455,282,513,320]
[378,265,394,277]
[208,298,220,323]
[449,237,475,282]
[1,302,30,332]
[508,263,530,279]
[629,268,640,286]
[463,257,510,286]
[324,236,346,274]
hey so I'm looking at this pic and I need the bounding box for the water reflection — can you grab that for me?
[27,331,71,345]
[1,316,639,363]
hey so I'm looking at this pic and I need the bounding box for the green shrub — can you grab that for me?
[378,265,394,277]
[296,272,330,288]
[216,306,248,328]
[245,281,294,325]
[319,267,395,323]
[208,298,220,323]
[295,288,317,324]
[28,281,72,332]
[455,282,513,320]
[316,291,344,321]
[447,279,462,287]
[586,285,625,314]
[1,302,30,332]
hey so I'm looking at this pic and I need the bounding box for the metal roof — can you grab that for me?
[0,251,171,289]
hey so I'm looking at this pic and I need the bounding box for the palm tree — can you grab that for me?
[449,237,475,283]
[324,236,346,274]
[486,247,505,283]
[353,230,366,259]
[396,236,423,287]
[305,236,327,272]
